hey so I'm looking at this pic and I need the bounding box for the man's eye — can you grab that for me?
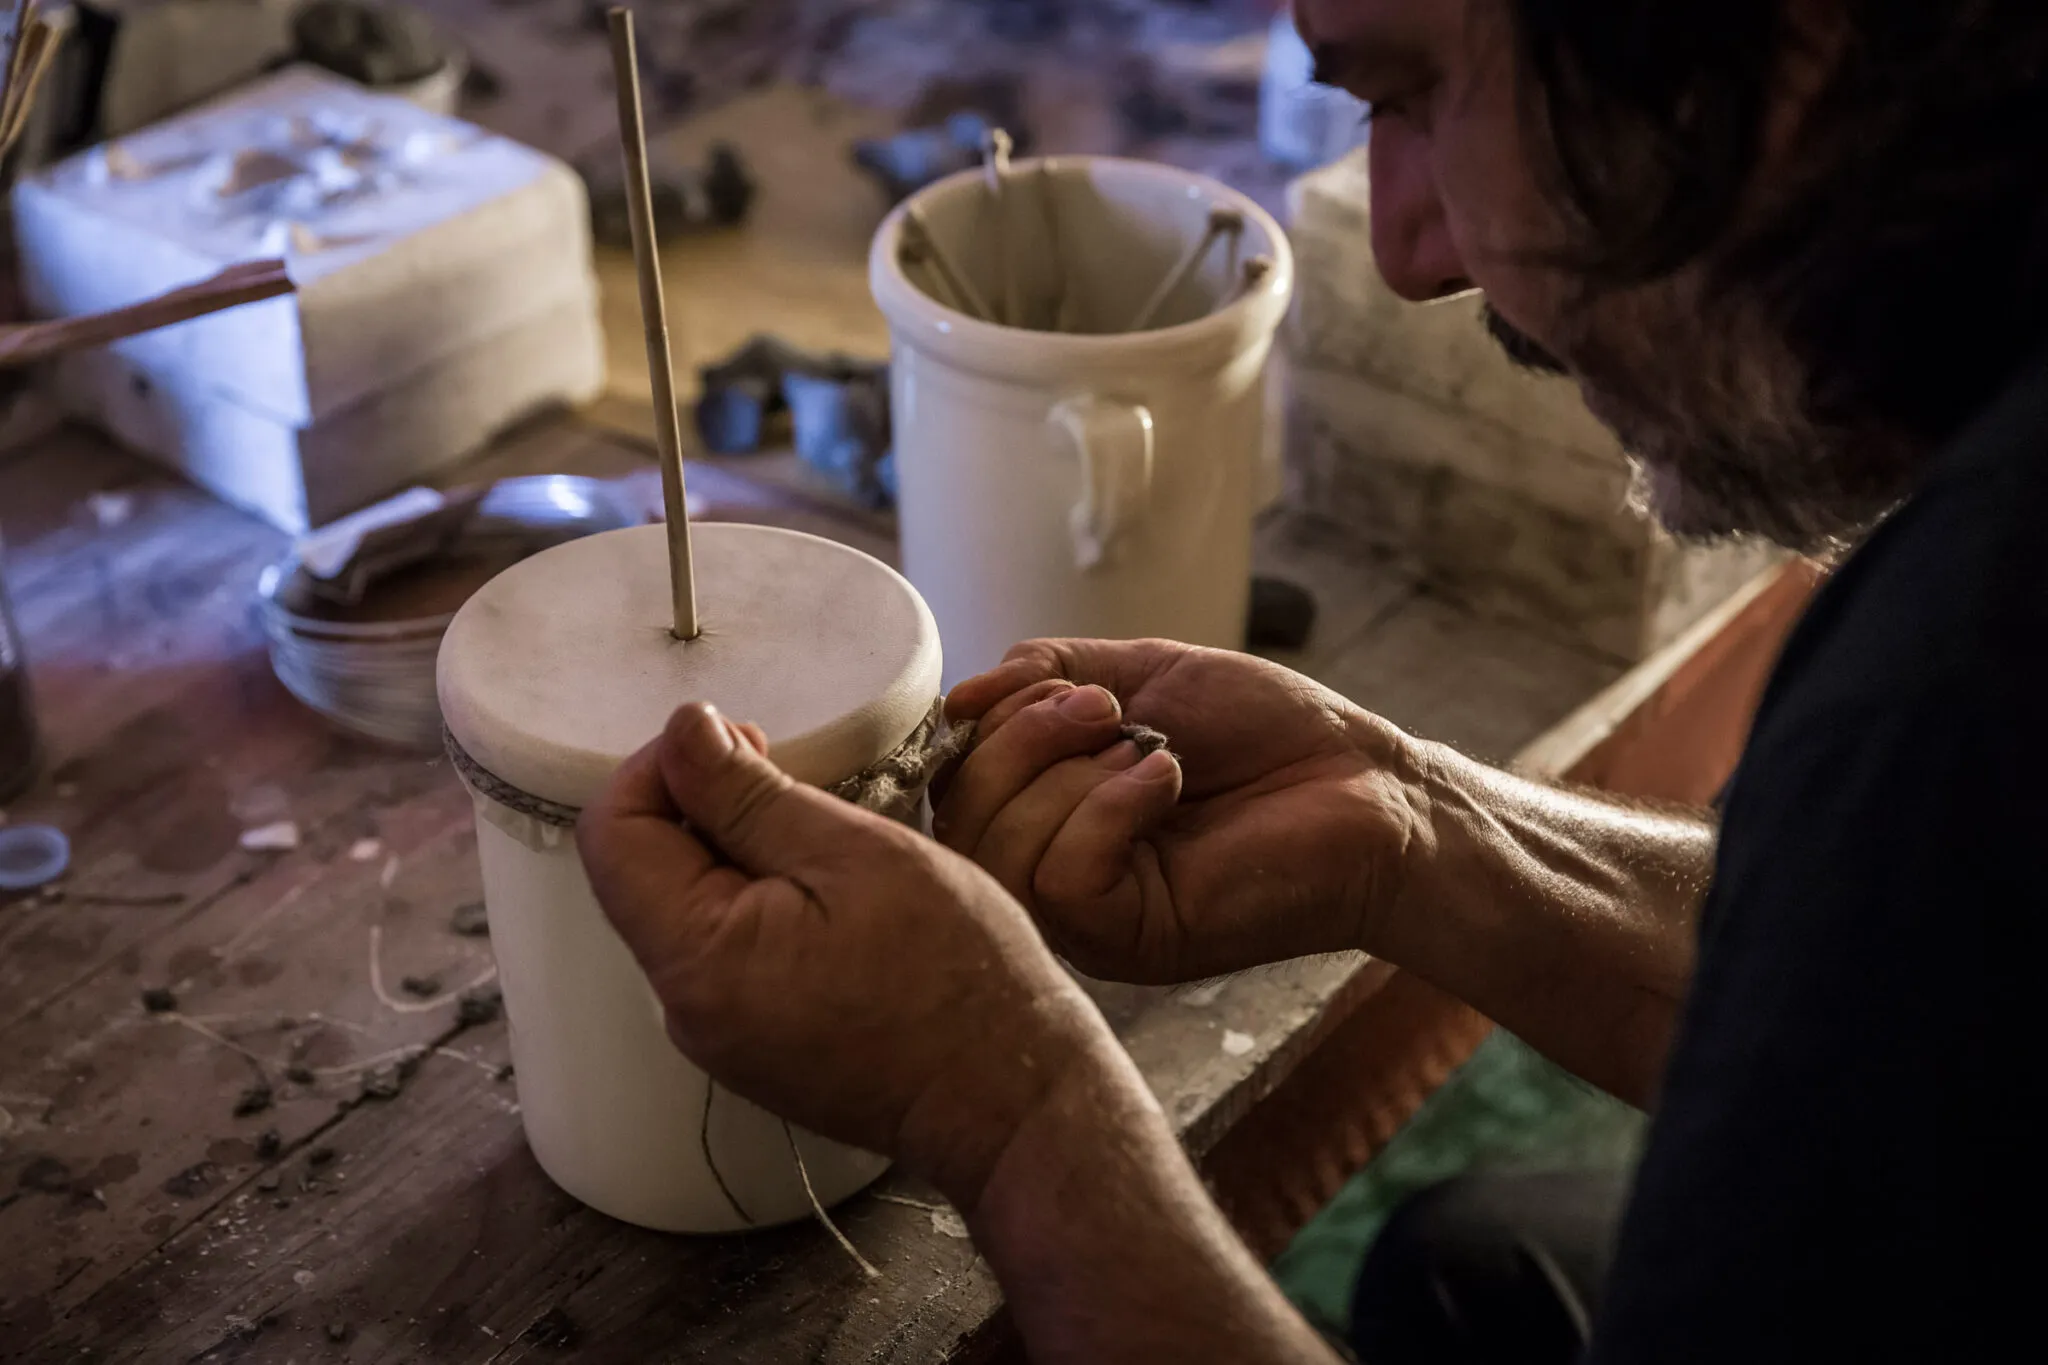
[1365,88,1429,130]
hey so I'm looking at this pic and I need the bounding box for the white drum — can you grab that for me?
[437,521,942,1232]
[870,156,1296,689]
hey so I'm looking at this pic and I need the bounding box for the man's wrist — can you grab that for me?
[955,1026,1344,1365]
[956,1037,1164,1224]
[1338,711,1449,960]
[896,993,1132,1213]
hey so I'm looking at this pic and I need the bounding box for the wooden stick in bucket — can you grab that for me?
[607,4,700,641]
[2,1,59,158]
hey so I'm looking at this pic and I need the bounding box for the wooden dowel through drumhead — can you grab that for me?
[607,5,700,640]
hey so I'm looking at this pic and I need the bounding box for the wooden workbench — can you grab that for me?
[0,5,1823,1353]
[0,406,1812,1362]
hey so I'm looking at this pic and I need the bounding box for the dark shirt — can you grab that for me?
[1588,360,2043,1359]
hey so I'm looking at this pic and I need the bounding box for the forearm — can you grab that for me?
[1375,740,1716,1107]
[958,1046,1340,1365]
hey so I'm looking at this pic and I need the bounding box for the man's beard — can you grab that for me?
[1480,301,1923,553]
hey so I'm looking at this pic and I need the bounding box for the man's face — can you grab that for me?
[1296,0,1566,342]
[1297,0,1900,551]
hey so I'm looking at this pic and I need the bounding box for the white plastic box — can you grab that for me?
[11,65,604,530]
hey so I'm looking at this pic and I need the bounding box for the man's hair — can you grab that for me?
[1507,1,2048,452]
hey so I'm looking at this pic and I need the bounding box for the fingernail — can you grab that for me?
[1131,751,1178,782]
[1058,685,1117,722]
[1101,740,1142,771]
[676,703,735,762]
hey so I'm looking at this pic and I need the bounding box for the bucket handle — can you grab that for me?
[1051,395,1154,570]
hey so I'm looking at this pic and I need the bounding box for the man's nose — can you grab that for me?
[1367,130,1472,302]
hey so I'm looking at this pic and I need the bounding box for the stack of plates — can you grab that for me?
[258,476,641,750]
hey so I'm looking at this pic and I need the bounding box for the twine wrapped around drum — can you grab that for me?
[443,698,962,834]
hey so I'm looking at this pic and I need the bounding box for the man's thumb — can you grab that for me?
[652,702,859,875]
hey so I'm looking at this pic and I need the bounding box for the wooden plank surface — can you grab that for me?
[0,414,1635,1362]
[0,413,1630,1358]
[1516,559,1823,805]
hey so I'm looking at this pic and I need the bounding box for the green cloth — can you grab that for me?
[1271,1031,1649,1339]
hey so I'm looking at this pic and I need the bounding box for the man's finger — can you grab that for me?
[932,680,1073,807]
[735,721,770,757]
[1033,752,1183,907]
[652,702,885,877]
[579,739,747,956]
[587,737,684,822]
[933,686,1129,854]
[945,655,1058,723]
[973,742,1146,902]
[946,638,1183,723]
[974,678,1079,743]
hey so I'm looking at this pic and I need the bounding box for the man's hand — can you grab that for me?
[948,636,1717,1107]
[577,702,1122,1209]
[584,702,1345,1365]
[938,638,1430,984]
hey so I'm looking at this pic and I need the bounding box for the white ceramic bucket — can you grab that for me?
[437,522,941,1233]
[871,156,1295,688]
